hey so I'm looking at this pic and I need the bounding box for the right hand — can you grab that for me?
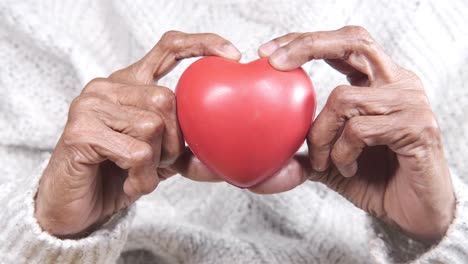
[35,31,241,238]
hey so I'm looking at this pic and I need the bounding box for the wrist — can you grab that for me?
[34,188,69,237]
[403,190,456,245]
[425,192,456,243]
[34,175,87,238]
[34,196,96,239]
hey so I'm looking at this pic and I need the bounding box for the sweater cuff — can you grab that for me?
[0,153,134,264]
[369,171,468,263]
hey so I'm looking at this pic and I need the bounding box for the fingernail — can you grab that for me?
[219,44,241,59]
[270,48,288,69]
[259,41,279,56]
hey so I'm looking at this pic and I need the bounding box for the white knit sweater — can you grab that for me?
[0,0,467,263]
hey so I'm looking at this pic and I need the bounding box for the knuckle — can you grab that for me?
[418,112,441,145]
[69,95,100,114]
[308,131,329,152]
[400,111,441,148]
[129,143,154,166]
[346,118,364,140]
[343,25,371,39]
[329,85,354,107]
[328,87,362,119]
[63,97,103,149]
[68,96,89,114]
[343,26,376,52]
[138,112,165,136]
[162,30,182,39]
[356,35,376,55]
[82,77,109,94]
[62,127,78,148]
[160,30,184,49]
[68,96,82,114]
[364,103,388,116]
[62,121,88,148]
[300,33,319,48]
[149,87,176,112]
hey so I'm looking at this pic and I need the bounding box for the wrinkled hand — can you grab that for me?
[251,26,456,243]
[35,31,241,238]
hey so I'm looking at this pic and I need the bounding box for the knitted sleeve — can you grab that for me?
[368,172,468,263]
[0,154,134,264]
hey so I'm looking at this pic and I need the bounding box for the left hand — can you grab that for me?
[248,26,455,244]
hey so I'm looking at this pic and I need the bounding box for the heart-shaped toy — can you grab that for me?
[176,57,316,188]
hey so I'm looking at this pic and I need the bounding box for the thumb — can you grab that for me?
[170,147,222,182]
[248,153,311,194]
[110,31,241,85]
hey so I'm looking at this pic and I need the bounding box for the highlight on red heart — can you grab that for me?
[176,57,316,188]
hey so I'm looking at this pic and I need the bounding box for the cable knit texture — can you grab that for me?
[0,0,467,263]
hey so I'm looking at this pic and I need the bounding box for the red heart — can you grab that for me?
[176,57,316,188]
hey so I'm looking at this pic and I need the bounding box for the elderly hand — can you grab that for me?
[35,31,241,238]
[249,26,455,243]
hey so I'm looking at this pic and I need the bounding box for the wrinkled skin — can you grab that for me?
[250,26,455,243]
[36,27,455,244]
[35,31,241,238]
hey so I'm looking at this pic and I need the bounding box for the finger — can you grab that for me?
[269,26,397,83]
[80,124,160,198]
[308,85,420,171]
[69,95,164,197]
[124,130,163,198]
[258,32,302,57]
[82,79,182,166]
[73,92,167,163]
[170,147,222,182]
[93,100,165,169]
[248,153,311,194]
[330,115,398,177]
[110,31,241,85]
[331,108,440,178]
[87,96,164,142]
